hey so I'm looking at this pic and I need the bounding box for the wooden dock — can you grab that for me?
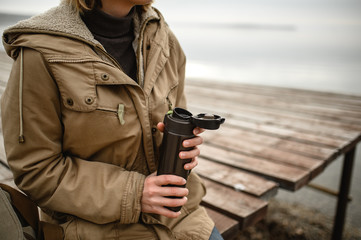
[1,50,361,239]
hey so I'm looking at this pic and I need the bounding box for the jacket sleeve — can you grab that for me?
[1,48,145,225]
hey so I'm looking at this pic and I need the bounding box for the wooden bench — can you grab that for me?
[186,80,361,240]
[1,50,361,239]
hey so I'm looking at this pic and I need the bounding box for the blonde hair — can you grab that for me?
[64,0,152,13]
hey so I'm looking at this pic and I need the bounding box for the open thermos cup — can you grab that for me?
[157,107,225,212]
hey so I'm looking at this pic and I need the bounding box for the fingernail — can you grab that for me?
[194,129,199,135]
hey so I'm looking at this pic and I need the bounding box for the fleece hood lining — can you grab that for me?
[3,1,160,52]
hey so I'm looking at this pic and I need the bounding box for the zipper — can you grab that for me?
[165,84,178,112]
[97,105,125,125]
[136,16,159,88]
[166,96,173,111]
[97,108,117,114]
[48,57,116,67]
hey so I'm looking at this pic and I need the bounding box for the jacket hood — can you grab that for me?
[2,1,160,58]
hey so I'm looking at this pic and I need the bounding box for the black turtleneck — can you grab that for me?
[81,8,137,81]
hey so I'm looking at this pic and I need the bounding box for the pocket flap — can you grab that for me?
[49,60,98,112]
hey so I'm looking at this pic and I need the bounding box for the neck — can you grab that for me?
[100,0,134,18]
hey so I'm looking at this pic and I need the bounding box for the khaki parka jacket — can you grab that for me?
[1,2,214,239]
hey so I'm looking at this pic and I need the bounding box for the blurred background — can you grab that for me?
[1,0,360,237]
[1,0,361,95]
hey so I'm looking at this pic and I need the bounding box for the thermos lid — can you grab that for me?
[191,113,225,130]
[172,108,225,130]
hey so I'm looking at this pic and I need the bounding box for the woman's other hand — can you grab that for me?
[141,173,188,218]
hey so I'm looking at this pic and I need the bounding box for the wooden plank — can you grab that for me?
[201,178,268,229]
[189,105,350,149]
[203,127,326,173]
[186,85,361,122]
[222,118,348,149]
[187,84,361,118]
[187,79,361,109]
[200,144,311,191]
[195,157,278,200]
[214,125,336,161]
[189,97,361,135]
[204,207,240,239]
[0,51,12,86]
[189,104,360,141]
[0,51,12,63]
[187,85,361,117]
[187,92,361,131]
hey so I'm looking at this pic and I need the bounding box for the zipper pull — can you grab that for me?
[166,96,173,114]
[117,104,125,125]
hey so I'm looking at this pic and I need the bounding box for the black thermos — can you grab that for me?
[157,108,225,212]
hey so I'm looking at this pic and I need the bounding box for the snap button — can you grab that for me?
[152,127,157,133]
[101,73,109,81]
[85,97,94,105]
[66,98,74,106]
[146,45,151,50]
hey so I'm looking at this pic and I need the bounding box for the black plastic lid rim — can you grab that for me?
[172,108,225,130]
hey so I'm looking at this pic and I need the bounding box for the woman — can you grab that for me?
[1,0,223,239]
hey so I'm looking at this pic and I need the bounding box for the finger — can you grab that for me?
[193,127,205,135]
[154,174,186,186]
[158,186,189,197]
[184,157,198,171]
[179,147,200,159]
[157,122,165,132]
[183,136,203,148]
[161,196,188,208]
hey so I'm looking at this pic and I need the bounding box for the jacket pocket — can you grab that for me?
[48,57,100,112]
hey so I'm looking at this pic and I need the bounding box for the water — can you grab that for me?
[1,0,361,95]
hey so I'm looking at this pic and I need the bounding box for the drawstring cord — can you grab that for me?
[19,47,25,143]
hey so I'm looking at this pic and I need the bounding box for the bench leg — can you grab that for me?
[331,146,356,240]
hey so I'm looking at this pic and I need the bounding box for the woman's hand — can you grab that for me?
[142,122,205,218]
[141,173,189,218]
[156,122,205,171]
